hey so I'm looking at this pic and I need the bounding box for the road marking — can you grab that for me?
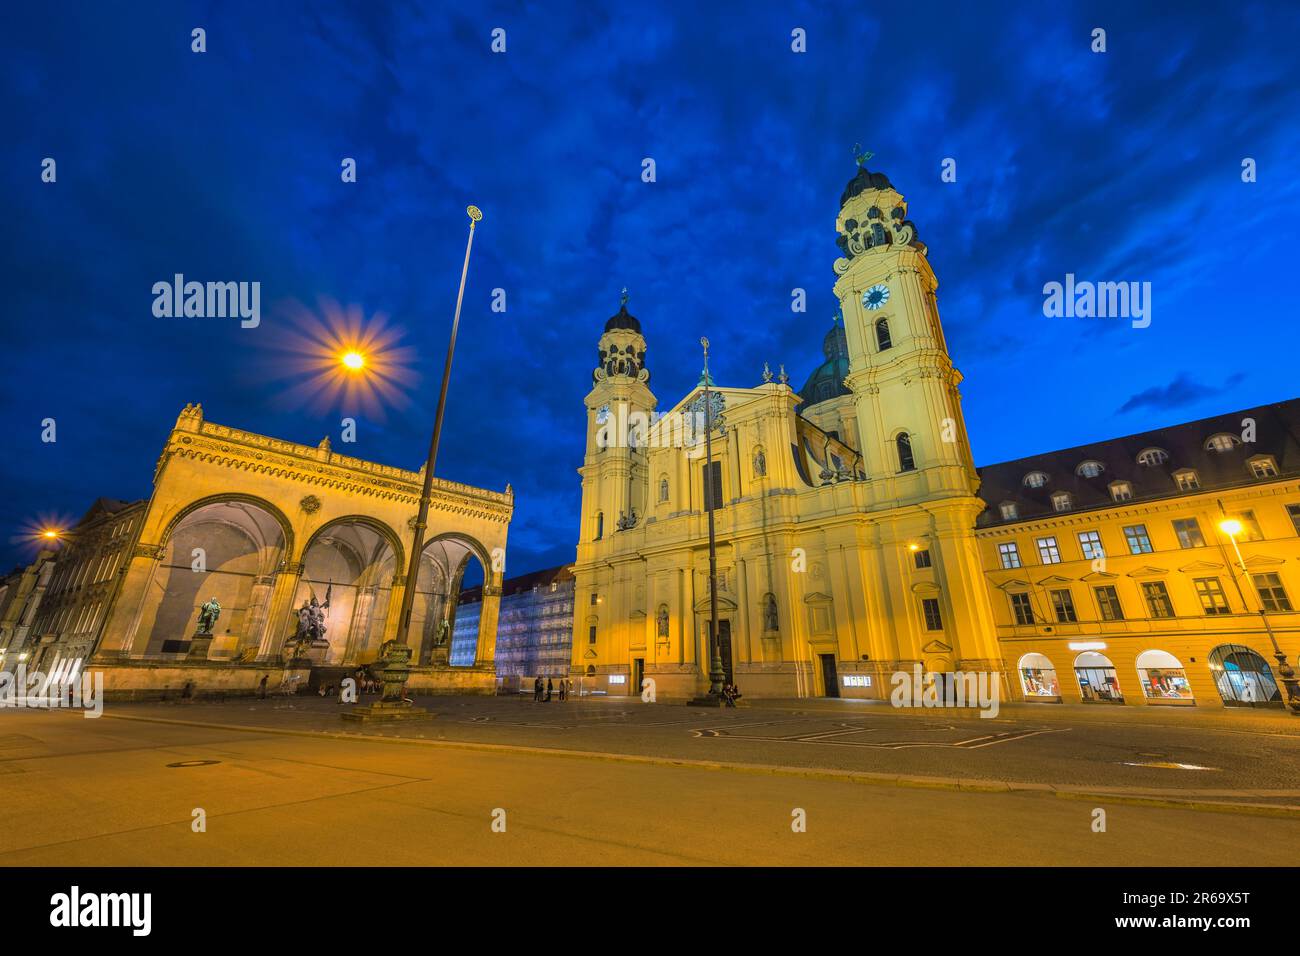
[1123,761,1221,771]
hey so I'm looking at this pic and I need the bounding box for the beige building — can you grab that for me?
[569,164,1300,709]
[21,404,512,697]
[571,167,1002,701]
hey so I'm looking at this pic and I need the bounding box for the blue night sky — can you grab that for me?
[3,1,1298,575]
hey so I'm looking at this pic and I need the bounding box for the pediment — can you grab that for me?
[996,578,1031,591]
[802,591,834,606]
[1035,574,1074,586]
[911,581,941,597]
[1080,570,1118,582]
[1126,565,1169,578]
[1177,560,1223,573]
[1243,554,1286,568]
[922,639,953,654]
[694,594,739,613]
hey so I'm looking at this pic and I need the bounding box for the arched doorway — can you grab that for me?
[1018,652,1061,701]
[140,498,289,658]
[1135,649,1194,703]
[1074,651,1124,703]
[413,534,491,666]
[1209,643,1281,707]
[297,518,399,664]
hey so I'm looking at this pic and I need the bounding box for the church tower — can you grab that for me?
[832,165,1002,675]
[833,165,977,495]
[577,290,656,549]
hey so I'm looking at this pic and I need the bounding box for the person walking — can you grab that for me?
[545,678,554,702]
[258,674,268,700]
[558,679,566,702]
[534,675,543,702]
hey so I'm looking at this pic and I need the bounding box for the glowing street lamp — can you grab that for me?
[1218,514,1300,714]
[341,350,366,371]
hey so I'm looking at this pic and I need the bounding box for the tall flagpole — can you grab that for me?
[393,205,482,656]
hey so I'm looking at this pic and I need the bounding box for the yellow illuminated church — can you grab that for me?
[570,165,1300,710]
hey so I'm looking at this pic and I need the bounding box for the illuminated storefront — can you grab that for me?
[1135,649,1194,704]
[1018,652,1061,701]
[1073,650,1124,703]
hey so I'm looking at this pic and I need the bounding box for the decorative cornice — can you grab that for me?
[169,422,512,523]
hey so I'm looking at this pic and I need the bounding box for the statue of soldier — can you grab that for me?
[197,597,221,634]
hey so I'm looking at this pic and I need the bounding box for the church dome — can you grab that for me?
[797,321,852,410]
[604,302,641,334]
[840,165,894,207]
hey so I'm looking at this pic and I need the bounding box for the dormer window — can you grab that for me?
[1051,492,1073,512]
[999,502,1018,521]
[1110,481,1133,502]
[1076,460,1105,478]
[1206,433,1241,453]
[1023,471,1049,489]
[1137,447,1169,467]
[1248,455,1279,479]
[1173,469,1200,491]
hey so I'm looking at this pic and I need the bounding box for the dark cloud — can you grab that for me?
[1118,372,1247,415]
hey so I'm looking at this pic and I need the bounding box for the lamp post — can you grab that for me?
[389,205,483,672]
[1217,516,1300,715]
[688,337,726,703]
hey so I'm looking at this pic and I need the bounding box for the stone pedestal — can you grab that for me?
[340,699,437,724]
[340,638,434,723]
[283,639,331,666]
[186,632,215,661]
[687,694,725,708]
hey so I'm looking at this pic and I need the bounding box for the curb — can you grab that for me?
[96,710,1300,819]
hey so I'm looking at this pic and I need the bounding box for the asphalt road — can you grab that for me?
[0,704,1298,865]
[98,694,1300,793]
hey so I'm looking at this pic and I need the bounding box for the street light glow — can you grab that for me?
[1219,518,1243,537]
[341,350,366,371]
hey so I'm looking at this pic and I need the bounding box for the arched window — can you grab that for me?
[896,432,915,472]
[1135,650,1193,702]
[594,512,604,540]
[875,317,892,351]
[658,476,669,502]
[1018,653,1060,699]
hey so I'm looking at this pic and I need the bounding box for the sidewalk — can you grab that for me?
[738,694,1300,733]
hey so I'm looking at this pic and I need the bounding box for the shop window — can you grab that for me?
[1018,653,1060,700]
[1135,649,1194,702]
[1074,651,1124,703]
[1209,643,1281,707]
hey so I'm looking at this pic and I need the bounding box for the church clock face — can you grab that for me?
[595,404,610,424]
[862,284,890,311]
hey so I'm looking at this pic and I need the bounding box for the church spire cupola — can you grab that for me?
[593,287,650,386]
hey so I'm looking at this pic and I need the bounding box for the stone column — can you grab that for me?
[93,544,165,661]
[380,573,407,645]
[257,561,303,661]
[475,582,502,669]
[343,586,375,664]
[239,575,276,658]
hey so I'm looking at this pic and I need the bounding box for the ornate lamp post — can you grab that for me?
[688,337,726,704]
[379,206,483,697]
[1218,517,1300,714]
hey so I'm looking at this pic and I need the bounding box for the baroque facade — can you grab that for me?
[11,404,512,697]
[569,164,1300,709]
